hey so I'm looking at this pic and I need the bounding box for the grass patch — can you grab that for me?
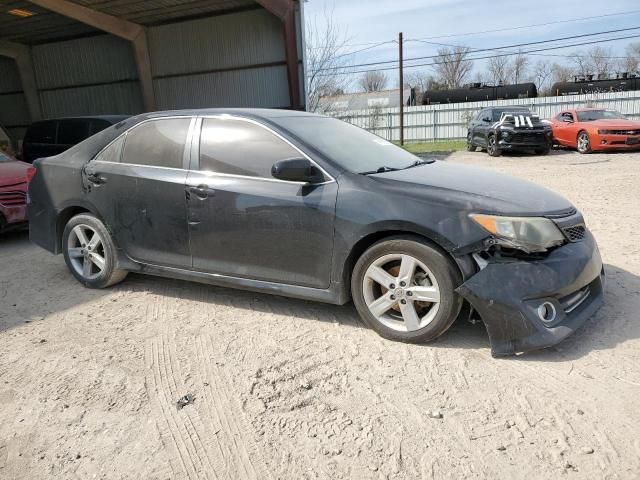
[398,140,466,154]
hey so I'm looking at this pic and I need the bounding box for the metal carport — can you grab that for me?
[0,0,305,144]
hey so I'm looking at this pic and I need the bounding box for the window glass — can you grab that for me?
[122,118,190,169]
[576,110,626,122]
[94,135,125,163]
[89,119,112,136]
[57,119,90,145]
[25,121,57,144]
[199,118,300,178]
[273,116,419,174]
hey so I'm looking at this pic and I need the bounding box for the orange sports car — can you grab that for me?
[549,108,640,153]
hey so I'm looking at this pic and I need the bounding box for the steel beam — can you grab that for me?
[27,0,156,111]
[0,40,42,121]
[256,0,302,109]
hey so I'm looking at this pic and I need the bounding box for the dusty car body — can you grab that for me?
[549,109,640,153]
[0,152,32,232]
[467,106,552,156]
[28,109,604,356]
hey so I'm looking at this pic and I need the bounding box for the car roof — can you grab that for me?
[31,115,131,124]
[141,108,320,120]
[490,106,530,111]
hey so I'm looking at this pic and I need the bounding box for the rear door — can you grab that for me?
[186,116,338,289]
[84,117,194,268]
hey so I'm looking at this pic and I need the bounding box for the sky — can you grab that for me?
[303,0,640,90]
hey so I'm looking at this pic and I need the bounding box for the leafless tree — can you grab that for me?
[486,55,510,85]
[620,42,640,74]
[432,46,473,88]
[358,70,388,92]
[403,71,445,91]
[532,60,553,95]
[305,7,353,112]
[589,46,614,78]
[508,51,529,84]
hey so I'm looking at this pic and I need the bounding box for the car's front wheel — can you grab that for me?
[577,131,592,154]
[351,237,462,343]
[62,213,128,288]
[487,134,501,157]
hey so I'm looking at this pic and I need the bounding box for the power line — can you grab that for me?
[311,25,640,73]
[315,32,640,77]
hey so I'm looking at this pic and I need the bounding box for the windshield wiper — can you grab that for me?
[403,159,433,169]
[359,166,401,175]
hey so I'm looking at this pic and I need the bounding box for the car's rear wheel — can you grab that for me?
[487,134,501,157]
[466,133,477,152]
[62,213,127,288]
[577,131,592,154]
[351,237,463,343]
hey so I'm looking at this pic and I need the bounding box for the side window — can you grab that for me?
[89,119,111,136]
[94,135,125,163]
[25,121,57,144]
[199,118,301,178]
[122,118,190,169]
[57,119,90,145]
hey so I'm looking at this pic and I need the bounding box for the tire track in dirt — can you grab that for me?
[195,334,272,480]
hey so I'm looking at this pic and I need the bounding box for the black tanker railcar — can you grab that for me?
[551,75,640,96]
[422,83,537,105]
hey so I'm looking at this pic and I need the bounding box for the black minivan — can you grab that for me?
[21,116,129,163]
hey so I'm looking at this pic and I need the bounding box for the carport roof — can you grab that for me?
[1,0,258,44]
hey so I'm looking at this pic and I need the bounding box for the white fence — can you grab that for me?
[328,91,640,143]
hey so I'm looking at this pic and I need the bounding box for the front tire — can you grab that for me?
[62,213,128,288]
[351,237,463,343]
[487,134,502,157]
[577,131,592,154]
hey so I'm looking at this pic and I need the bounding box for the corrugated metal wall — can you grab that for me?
[330,91,640,142]
[149,8,291,109]
[32,34,143,118]
[0,57,30,143]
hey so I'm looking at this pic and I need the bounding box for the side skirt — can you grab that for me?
[132,262,350,306]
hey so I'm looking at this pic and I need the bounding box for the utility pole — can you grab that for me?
[399,31,404,145]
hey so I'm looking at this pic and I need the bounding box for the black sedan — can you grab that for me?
[27,109,604,356]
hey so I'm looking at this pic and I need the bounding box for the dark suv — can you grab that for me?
[21,116,129,163]
[467,106,552,157]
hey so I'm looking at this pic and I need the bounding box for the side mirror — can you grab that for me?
[563,118,574,123]
[482,117,492,123]
[271,158,325,184]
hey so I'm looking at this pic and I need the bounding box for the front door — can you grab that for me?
[553,112,577,146]
[186,117,338,289]
[84,117,193,268]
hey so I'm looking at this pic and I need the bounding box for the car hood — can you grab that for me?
[584,119,640,129]
[370,160,575,216]
[0,161,29,188]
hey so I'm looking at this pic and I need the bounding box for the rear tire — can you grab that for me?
[62,213,128,289]
[577,131,592,154]
[351,236,463,343]
[466,133,477,152]
[487,134,502,157]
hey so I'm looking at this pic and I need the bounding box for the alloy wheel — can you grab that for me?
[362,253,441,332]
[67,224,106,280]
[577,132,590,153]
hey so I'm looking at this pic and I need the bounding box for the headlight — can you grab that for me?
[470,214,565,253]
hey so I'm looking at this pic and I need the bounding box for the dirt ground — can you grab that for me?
[1,149,639,480]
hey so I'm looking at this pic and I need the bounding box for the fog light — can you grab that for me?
[537,302,557,323]
[601,140,607,144]
[501,132,510,139]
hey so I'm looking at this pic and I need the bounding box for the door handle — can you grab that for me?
[187,185,215,199]
[87,173,107,185]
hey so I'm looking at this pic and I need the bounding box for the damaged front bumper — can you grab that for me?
[456,232,604,356]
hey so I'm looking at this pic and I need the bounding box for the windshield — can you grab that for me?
[274,116,422,174]
[577,110,626,122]
[493,109,530,121]
[0,152,13,163]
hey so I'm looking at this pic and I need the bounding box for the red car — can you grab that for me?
[549,108,640,153]
[0,152,34,232]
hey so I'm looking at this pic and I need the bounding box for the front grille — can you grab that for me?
[0,190,27,207]
[511,132,545,143]
[563,224,586,242]
[605,129,640,135]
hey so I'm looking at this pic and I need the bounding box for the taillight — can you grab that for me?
[26,166,36,183]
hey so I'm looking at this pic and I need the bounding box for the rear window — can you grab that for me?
[57,119,90,145]
[25,121,57,144]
